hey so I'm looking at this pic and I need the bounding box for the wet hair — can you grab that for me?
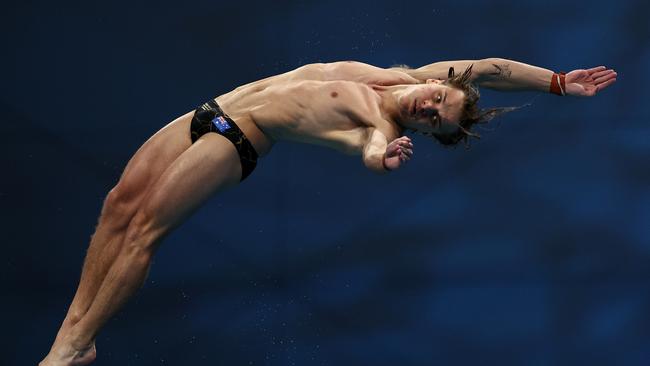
[402,64,521,148]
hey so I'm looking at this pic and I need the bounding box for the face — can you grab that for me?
[397,80,465,135]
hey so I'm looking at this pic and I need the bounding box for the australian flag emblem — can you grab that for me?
[212,116,232,133]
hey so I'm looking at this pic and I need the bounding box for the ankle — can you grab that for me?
[65,326,95,351]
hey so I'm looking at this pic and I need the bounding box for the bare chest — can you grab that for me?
[249,81,390,154]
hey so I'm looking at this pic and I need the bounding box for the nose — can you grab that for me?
[420,100,435,115]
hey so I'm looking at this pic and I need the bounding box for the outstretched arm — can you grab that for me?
[402,58,617,96]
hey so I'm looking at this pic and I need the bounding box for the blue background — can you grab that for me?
[3,0,650,365]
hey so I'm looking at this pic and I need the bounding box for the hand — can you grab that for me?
[565,66,617,97]
[383,136,413,170]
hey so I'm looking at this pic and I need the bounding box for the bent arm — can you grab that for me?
[362,129,413,173]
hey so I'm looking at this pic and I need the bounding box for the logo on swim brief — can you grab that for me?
[211,116,232,133]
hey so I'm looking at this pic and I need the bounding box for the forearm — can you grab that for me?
[362,129,389,173]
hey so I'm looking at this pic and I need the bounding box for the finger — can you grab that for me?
[401,147,413,156]
[591,69,615,80]
[398,143,414,151]
[587,66,606,74]
[398,140,412,147]
[593,71,617,85]
[596,78,616,92]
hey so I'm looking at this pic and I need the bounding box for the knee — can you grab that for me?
[100,186,138,230]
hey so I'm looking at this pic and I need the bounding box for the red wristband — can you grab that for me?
[550,72,566,96]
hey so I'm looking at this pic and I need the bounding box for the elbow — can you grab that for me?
[472,58,502,82]
[478,57,510,71]
[481,57,500,63]
[481,57,505,66]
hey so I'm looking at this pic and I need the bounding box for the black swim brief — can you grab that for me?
[190,99,258,181]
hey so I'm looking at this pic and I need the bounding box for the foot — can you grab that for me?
[39,339,96,366]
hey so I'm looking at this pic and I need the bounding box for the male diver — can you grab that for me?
[40,58,616,365]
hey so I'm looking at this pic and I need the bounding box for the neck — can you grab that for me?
[373,84,426,133]
[372,84,407,124]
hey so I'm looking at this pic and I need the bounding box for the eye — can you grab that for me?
[436,94,442,103]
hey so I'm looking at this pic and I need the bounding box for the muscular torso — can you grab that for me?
[213,61,419,157]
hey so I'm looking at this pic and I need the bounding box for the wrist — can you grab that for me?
[550,72,567,96]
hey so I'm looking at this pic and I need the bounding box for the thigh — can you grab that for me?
[110,110,194,208]
[135,132,243,238]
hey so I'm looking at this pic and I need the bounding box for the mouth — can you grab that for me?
[411,98,417,116]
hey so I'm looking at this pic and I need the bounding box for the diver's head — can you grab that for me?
[397,65,514,147]
[396,77,467,138]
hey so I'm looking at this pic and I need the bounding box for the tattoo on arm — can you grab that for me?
[489,63,512,78]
